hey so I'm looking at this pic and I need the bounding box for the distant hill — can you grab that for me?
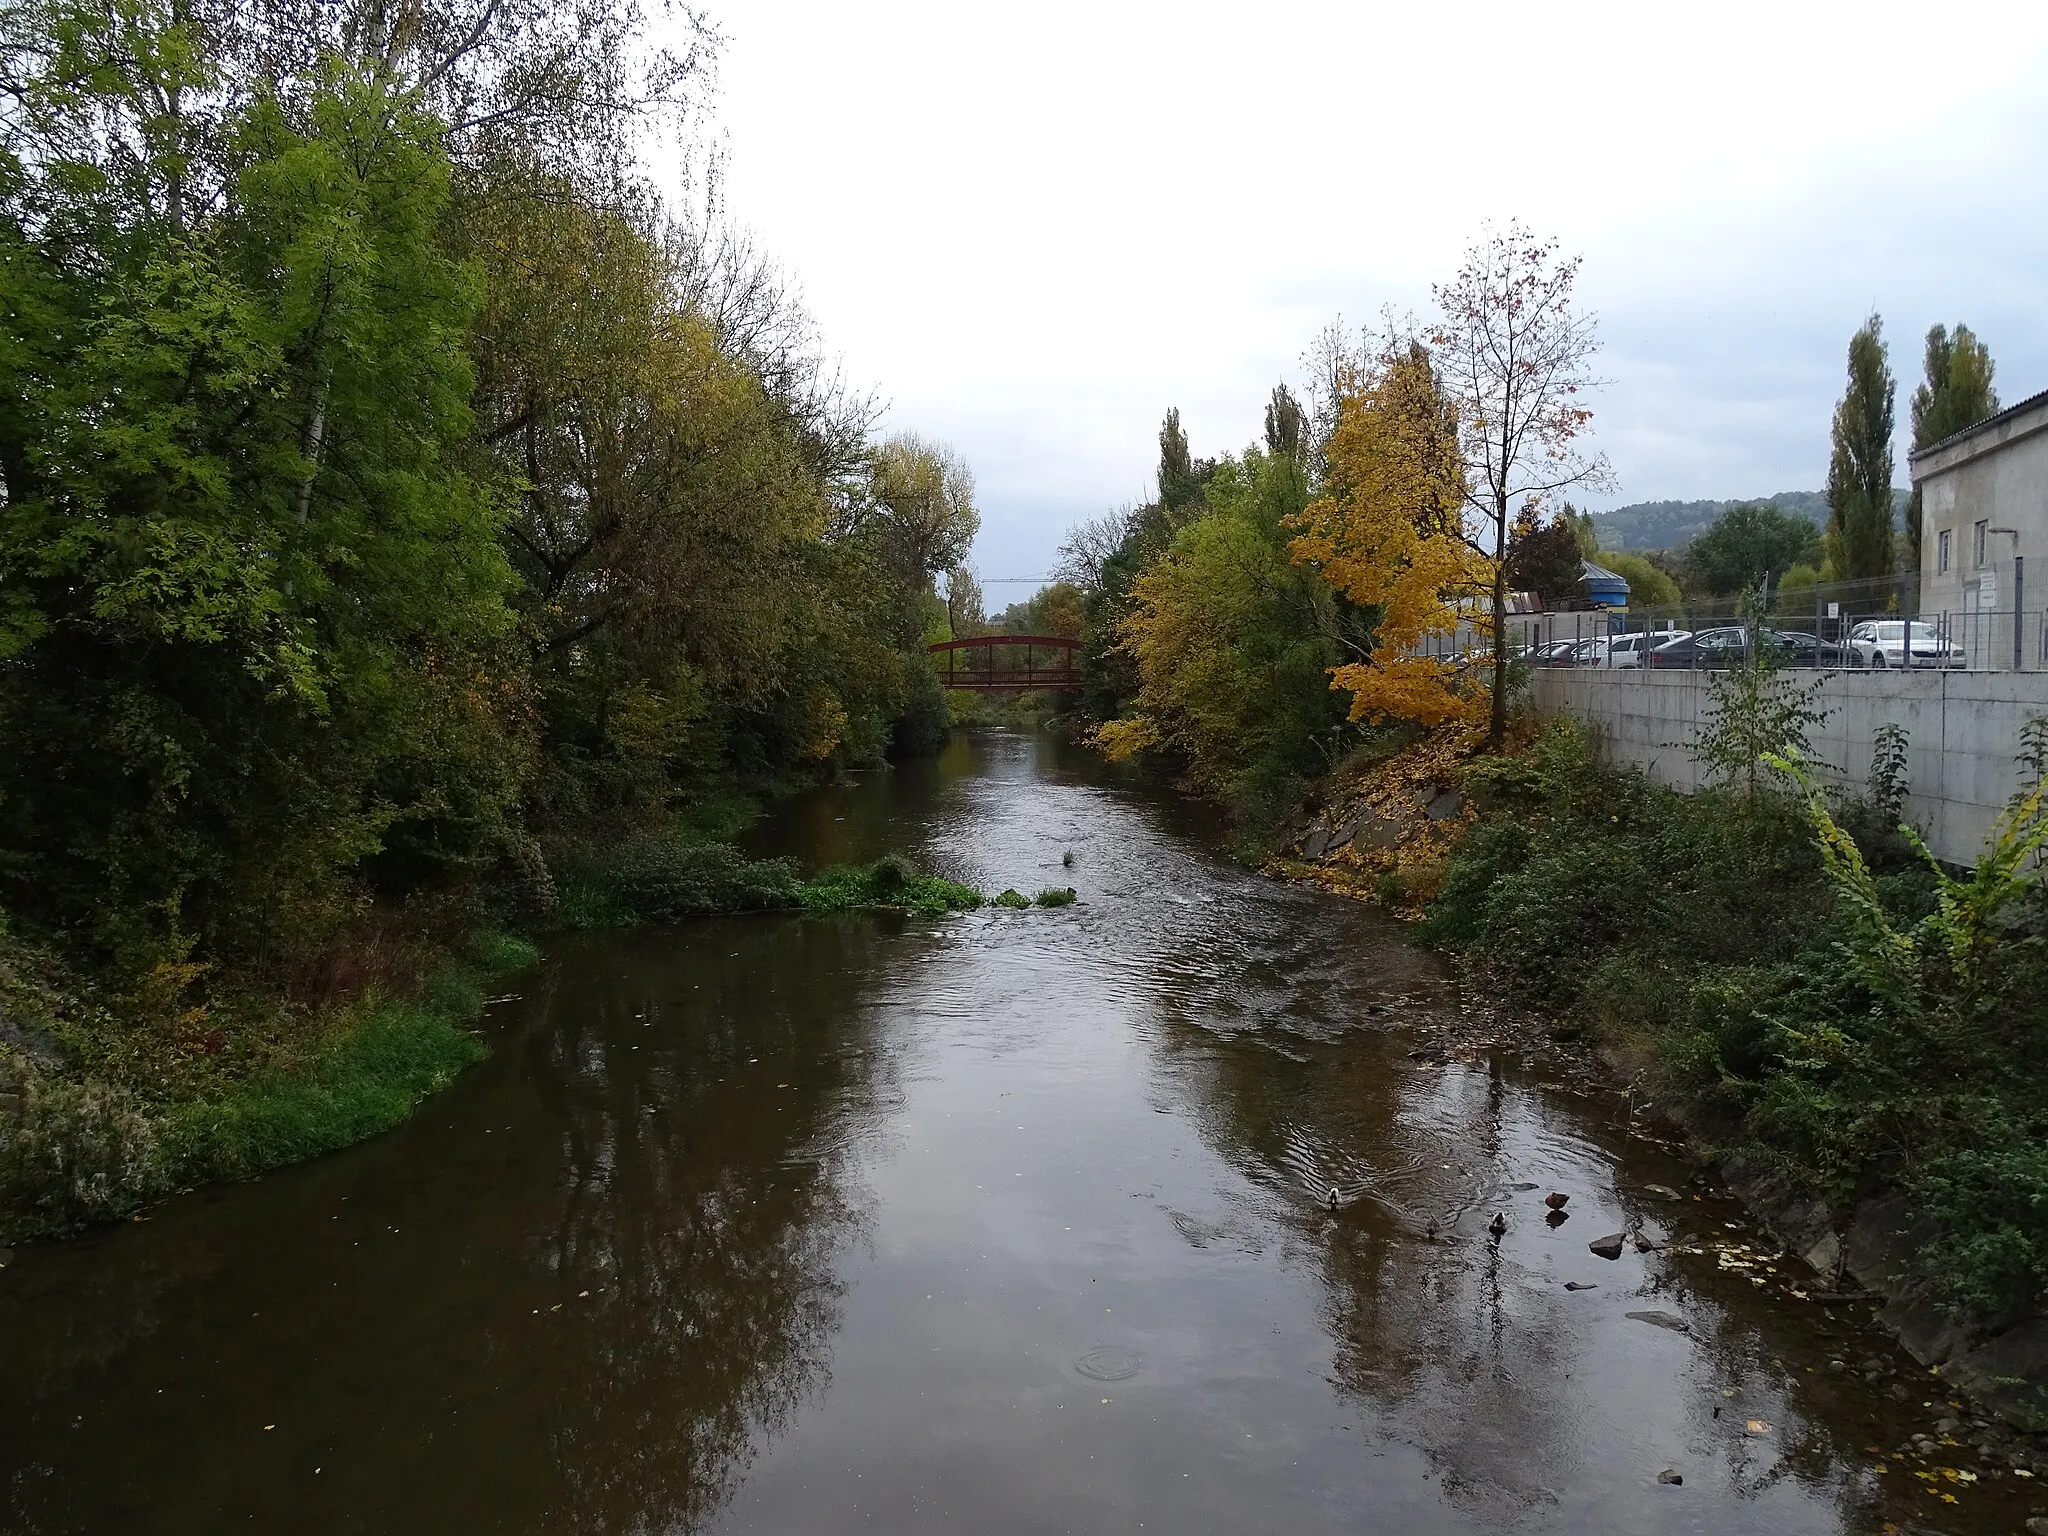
[1589,490,1908,553]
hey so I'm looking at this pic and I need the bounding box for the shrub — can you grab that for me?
[0,1058,159,1225]
[556,838,807,928]
[800,858,982,915]
[1033,887,1077,907]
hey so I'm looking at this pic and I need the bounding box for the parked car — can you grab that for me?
[1647,626,1752,668]
[1767,630,1858,669]
[1602,630,1689,669]
[1525,639,1583,668]
[1846,619,1967,669]
[1566,637,1610,667]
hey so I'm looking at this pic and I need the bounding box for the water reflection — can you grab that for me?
[0,917,893,1534]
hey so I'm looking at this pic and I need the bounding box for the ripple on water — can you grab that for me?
[1072,1346,1143,1382]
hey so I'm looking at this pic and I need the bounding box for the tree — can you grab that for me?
[1098,448,1346,808]
[1684,503,1824,595]
[1264,384,1307,462]
[1907,324,1998,573]
[998,582,1087,639]
[0,55,525,966]
[871,433,980,584]
[945,566,984,636]
[1053,508,1137,591]
[1598,551,1680,610]
[1503,518,1586,608]
[1286,343,1486,729]
[1431,224,1611,748]
[1564,503,1599,558]
[1157,407,1214,514]
[1824,314,1896,587]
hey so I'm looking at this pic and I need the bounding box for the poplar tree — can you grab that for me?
[1906,324,1998,572]
[1823,315,1897,587]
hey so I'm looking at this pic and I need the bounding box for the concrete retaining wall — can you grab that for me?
[1526,669,2048,866]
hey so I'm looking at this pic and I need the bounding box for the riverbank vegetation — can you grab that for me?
[0,0,988,1226]
[1422,704,2048,1326]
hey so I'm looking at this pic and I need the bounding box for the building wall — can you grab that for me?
[1915,393,2048,667]
[1526,668,2048,866]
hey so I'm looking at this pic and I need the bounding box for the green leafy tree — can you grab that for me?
[1263,384,1307,463]
[1684,503,1824,595]
[0,34,523,969]
[1096,447,1352,813]
[1597,550,1680,609]
[1824,315,1897,586]
[1906,323,1998,572]
[1564,503,1600,558]
[1157,406,1216,515]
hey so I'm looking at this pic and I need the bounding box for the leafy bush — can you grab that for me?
[556,838,807,928]
[0,1060,159,1225]
[993,889,1031,910]
[799,857,982,916]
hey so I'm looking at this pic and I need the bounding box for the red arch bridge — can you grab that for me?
[928,635,1081,693]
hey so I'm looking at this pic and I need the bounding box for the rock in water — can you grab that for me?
[1564,1281,1598,1291]
[1488,1213,1508,1238]
[1589,1232,1626,1260]
[1544,1191,1570,1210]
[1657,1469,1683,1486]
[1544,1208,1571,1227]
[1625,1309,1692,1334]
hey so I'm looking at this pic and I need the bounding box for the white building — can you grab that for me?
[1912,387,2048,670]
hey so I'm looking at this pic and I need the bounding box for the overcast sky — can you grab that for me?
[691,0,2048,589]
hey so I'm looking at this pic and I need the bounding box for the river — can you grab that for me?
[0,728,2029,1533]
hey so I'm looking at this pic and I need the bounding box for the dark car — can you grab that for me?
[1647,626,1751,668]
[1526,639,1583,668]
[1766,630,1858,669]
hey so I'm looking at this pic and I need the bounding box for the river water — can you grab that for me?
[0,729,2032,1534]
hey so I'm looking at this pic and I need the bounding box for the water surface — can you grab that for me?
[0,730,2023,1533]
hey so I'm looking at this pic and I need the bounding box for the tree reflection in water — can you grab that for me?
[0,914,894,1536]
[499,918,891,1533]
[1140,904,1895,1530]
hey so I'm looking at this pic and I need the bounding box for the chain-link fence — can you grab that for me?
[1462,571,2048,672]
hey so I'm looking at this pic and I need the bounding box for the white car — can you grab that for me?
[1601,630,1689,669]
[1846,620,1966,669]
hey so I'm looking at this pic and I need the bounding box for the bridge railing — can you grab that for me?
[928,634,1082,693]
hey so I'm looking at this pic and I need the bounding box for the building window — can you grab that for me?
[1938,529,1951,573]
[1975,520,1989,567]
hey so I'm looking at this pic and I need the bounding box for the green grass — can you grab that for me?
[2,930,536,1234]
[160,999,488,1183]
[1032,887,1078,907]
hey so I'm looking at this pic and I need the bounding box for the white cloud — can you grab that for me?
[680,0,2048,579]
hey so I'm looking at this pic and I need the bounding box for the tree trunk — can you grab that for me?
[1490,496,1509,751]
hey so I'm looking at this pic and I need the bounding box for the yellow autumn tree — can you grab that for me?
[1287,343,1491,728]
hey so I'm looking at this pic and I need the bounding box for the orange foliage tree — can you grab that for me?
[1286,343,1490,728]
